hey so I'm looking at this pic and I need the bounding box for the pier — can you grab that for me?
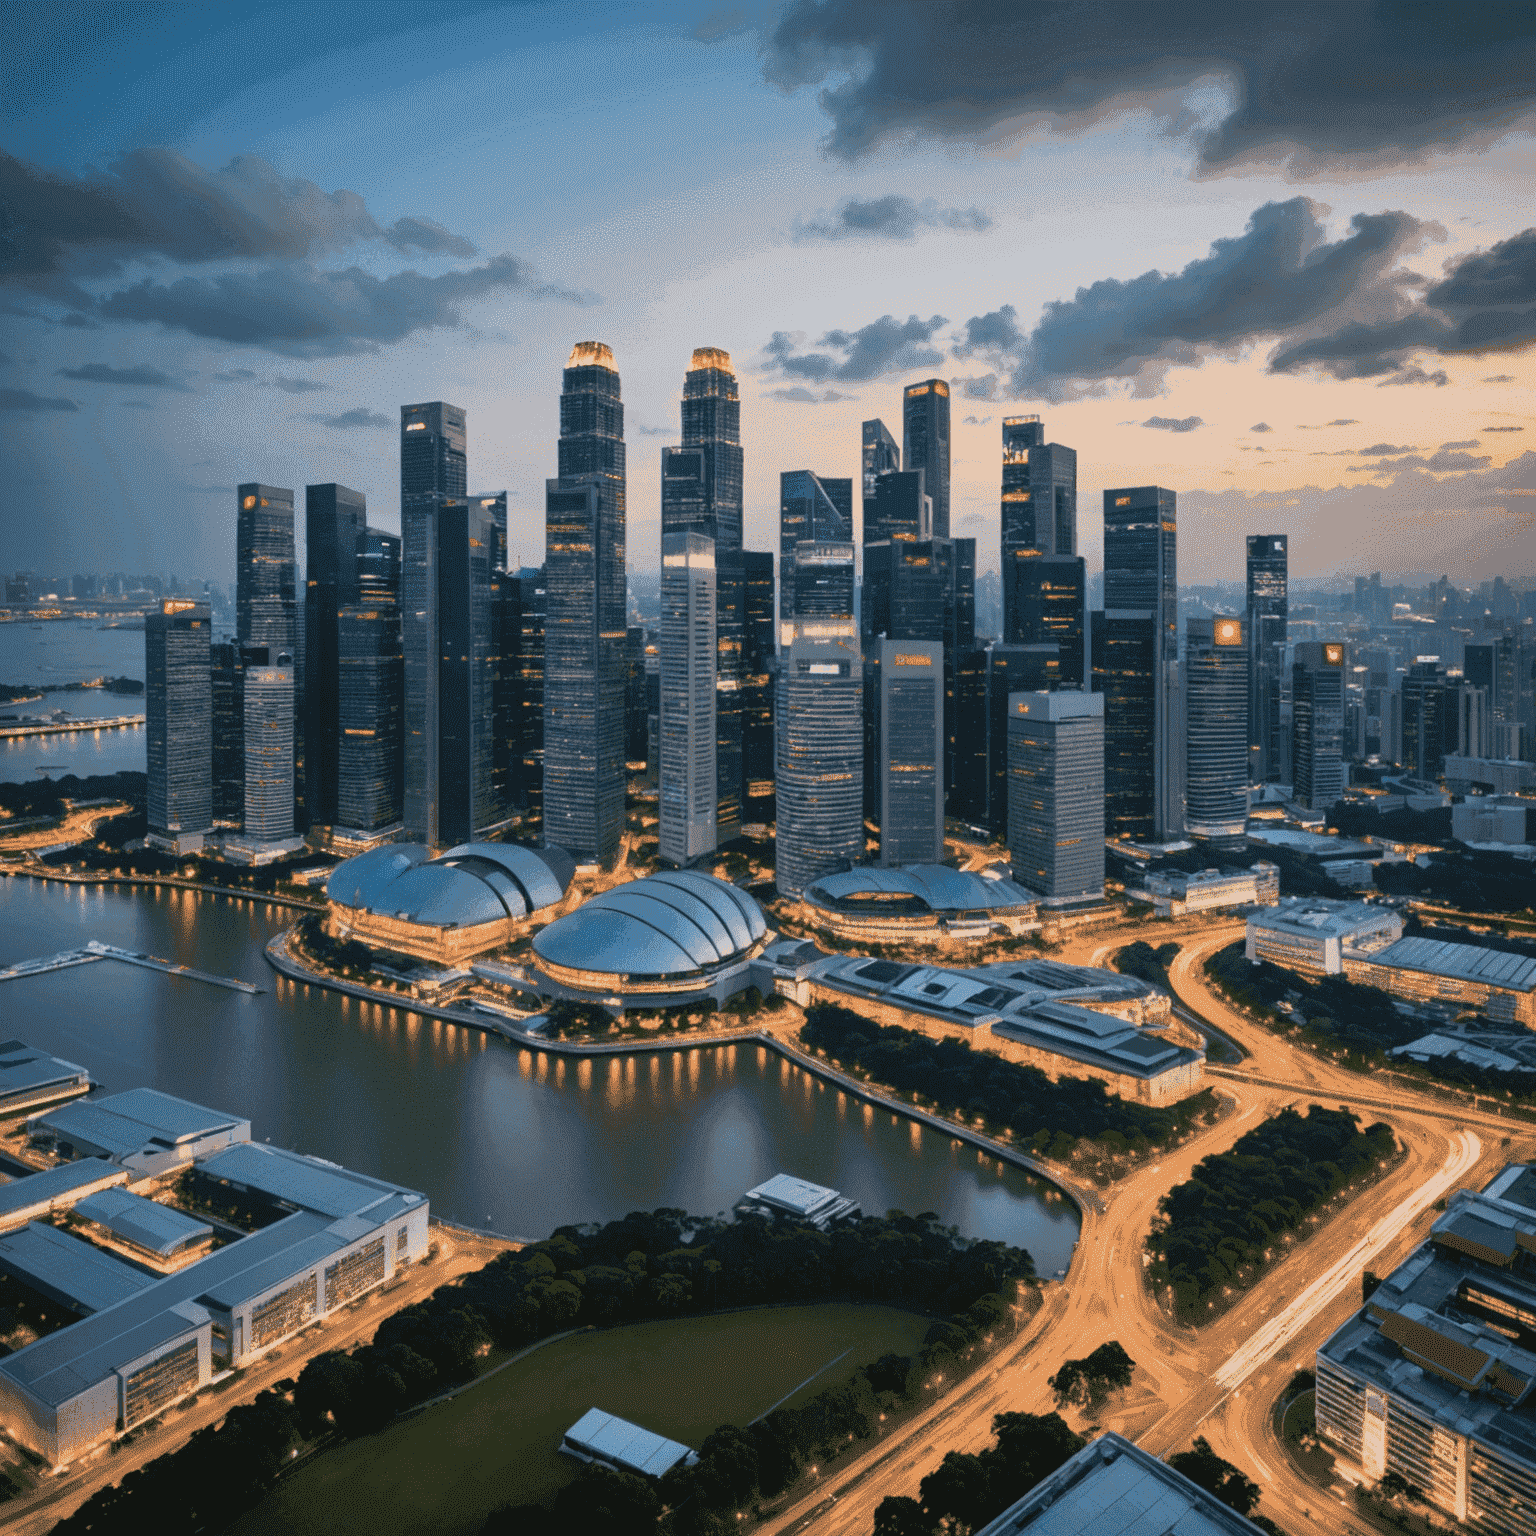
[0,714,144,740]
[0,941,262,994]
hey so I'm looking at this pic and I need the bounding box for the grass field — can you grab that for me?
[232,1302,931,1536]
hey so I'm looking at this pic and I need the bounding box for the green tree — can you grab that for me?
[1167,1437,1261,1516]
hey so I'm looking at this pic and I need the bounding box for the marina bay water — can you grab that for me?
[0,619,148,782]
[0,878,1081,1271]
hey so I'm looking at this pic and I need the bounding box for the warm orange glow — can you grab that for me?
[1215,619,1243,645]
[690,346,732,371]
[567,340,616,369]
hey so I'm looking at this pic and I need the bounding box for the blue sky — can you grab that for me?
[3,0,1533,588]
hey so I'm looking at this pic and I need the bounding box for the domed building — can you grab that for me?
[532,870,768,1003]
[801,865,1038,943]
[326,842,575,965]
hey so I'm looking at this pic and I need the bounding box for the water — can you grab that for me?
[0,620,147,782]
[0,879,1080,1270]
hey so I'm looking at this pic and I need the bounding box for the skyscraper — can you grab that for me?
[861,418,899,512]
[544,342,626,863]
[241,646,296,842]
[1293,642,1345,811]
[1000,416,1076,565]
[303,482,366,832]
[742,550,776,824]
[1246,534,1288,782]
[1103,486,1182,840]
[401,401,467,504]
[210,641,243,829]
[879,638,944,866]
[515,566,546,816]
[1185,616,1250,842]
[779,470,852,620]
[903,379,950,538]
[986,643,1061,834]
[1091,611,1157,839]
[1008,690,1104,903]
[662,348,745,842]
[236,484,297,654]
[336,528,403,840]
[790,542,856,622]
[659,531,717,866]
[1003,553,1086,687]
[145,599,212,855]
[1401,660,1454,782]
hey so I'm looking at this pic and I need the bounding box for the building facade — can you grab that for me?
[335,528,403,840]
[1293,642,1345,812]
[903,379,951,538]
[861,417,900,509]
[779,470,852,621]
[879,639,944,867]
[741,550,776,824]
[240,648,296,842]
[1008,689,1105,903]
[145,600,213,854]
[1246,533,1288,783]
[659,531,717,866]
[1185,616,1250,841]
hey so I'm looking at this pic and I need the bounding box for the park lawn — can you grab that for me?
[233,1302,931,1536]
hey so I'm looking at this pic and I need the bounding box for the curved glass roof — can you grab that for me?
[328,841,572,929]
[805,865,1036,914]
[533,873,767,979]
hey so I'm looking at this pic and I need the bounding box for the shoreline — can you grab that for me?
[0,865,325,913]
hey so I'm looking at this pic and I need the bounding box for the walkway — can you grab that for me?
[0,940,262,994]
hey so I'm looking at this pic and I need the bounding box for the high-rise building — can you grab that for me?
[1185,616,1250,842]
[1000,416,1076,573]
[241,645,296,842]
[1003,553,1086,687]
[951,537,976,653]
[742,550,776,824]
[779,470,852,620]
[1008,690,1104,903]
[1292,642,1345,811]
[662,348,744,842]
[236,484,297,654]
[544,342,626,863]
[659,531,717,866]
[1246,534,1288,782]
[145,599,212,854]
[775,623,863,897]
[624,626,648,765]
[1401,660,1454,782]
[515,566,546,816]
[879,639,944,867]
[791,541,856,622]
[863,469,928,550]
[1103,486,1182,840]
[336,528,403,839]
[986,643,1061,835]
[401,401,467,504]
[861,418,899,512]
[1092,611,1156,840]
[303,483,366,832]
[471,491,508,573]
[210,641,243,829]
[903,379,951,538]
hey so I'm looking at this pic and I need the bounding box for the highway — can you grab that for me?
[757,919,1532,1536]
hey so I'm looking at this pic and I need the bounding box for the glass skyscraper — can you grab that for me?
[861,418,899,511]
[544,342,626,863]
[779,470,852,621]
[742,550,776,823]
[1003,552,1086,687]
[241,646,296,842]
[1091,611,1157,839]
[1246,533,1288,783]
[1185,616,1250,841]
[336,528,403,839]
[659,531,717,865]
[236,484,296,653]
[903,379,951,538]
[210,641,243,829]
[879,638,944,867]
[1293,642,1345,811]
[1008,690,1104,903]
[1000,416,1077,644]
[145,599,212,854]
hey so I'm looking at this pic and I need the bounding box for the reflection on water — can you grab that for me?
[0,878,1080,1271]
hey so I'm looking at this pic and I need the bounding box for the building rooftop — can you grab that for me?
[1248,897,1397,941]
[74,1189,212,1258]
[804,865,1037,916]
[0,1160,126,1226]
[737,1174,861,1228]
[1366,937,1536,994]
[28,1089,249,1164]
[563,1407,696,1478]
[196,1141,426,1224]
[0,1041,90,1104]
[0,1222,156,1316]
[974,1433,1267,1536]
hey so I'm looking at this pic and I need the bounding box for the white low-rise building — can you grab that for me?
[1245,897,1402,976]
[1144,862,1279,918]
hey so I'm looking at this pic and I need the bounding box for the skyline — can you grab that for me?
[1,2,1532,587]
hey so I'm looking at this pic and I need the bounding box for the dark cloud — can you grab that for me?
[764,314,945,383]
[213,369,257,382]
[1142,415,1203,432]
[957,373,997,399]
[1442,439,1481,450]
[764,385,857,403]
[58,362,191,390]
[0,148,477,284]
[1484,425,1525,432]
[1360,443,1416,456]
[1327,418,1359,426]
[271,375,327,394]
[0,387,78,412]
[306,406,392,430]
[761,1,1536,173]
[60,312,100,329]
[955,199,1443,398]
[1484,374,1516,383]
[962,413,993,424]
[93,254,583,358]
[793,194,991,243]
[1250,422,1272,432]
[1350,441,1492,473]
[1376,366,1450,387]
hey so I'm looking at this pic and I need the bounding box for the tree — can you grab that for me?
[1049,1341,1135,1409]
[1167,1438,1262,1516]
[874,1495,933,1536]
[552,1465,661,1536]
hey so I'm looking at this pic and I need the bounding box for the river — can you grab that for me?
[0,878,1081,1271]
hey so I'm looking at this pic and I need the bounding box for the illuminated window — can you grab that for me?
[1114,496,1131,506]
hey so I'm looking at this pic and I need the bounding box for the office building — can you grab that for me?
[1185,616,1250,841]
[1245,897,1403,975]
[779,471,852,619]
[210,641,243,828]
[302,484,366,831]
[145,599,212,854]
[742,550,776,823]
[235,484,296,655]
[1000,417,1077,645]
[239,646,296,843]
[544,343,627,864]
[1400,660,1483,781]
[662,348,744,841]
[623,625,648,764]
[1091,611,1155,840]
[790,541,856,622]
[1246,534,1288,782]
[1144,863,1280,918]
[861,417,900,511]
[1101,486,1182,840]
[1292,642,1345,811]
[903,379,950,538]
[950,646,990,825]
[878,639,944,866]
[1346,936,1536,1027]
[1008,690,1105,903]
[401,400,466,505]
[985,643,1061,834]
[1003,552,1086,686]
[472,490,508,572]
[513,565,545,816]
[775,625,863,898]
[335,529,403,841]
[659,531,717,866]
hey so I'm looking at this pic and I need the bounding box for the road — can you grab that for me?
[3,1225,516,1536]
[0,801,129,855]
[757,919,1531,1536]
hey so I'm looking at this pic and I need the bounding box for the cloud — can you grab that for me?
[93,253,584,357]
[57,362,191,390]
[1484,374,1516,383]
[1250,421,1272,432]
[764,385,857,403]
[1359,443,1416,456]
[1485,425,1525,432]
[0,147,477,284]
[1349,440,1493,473]
[793,194,992,243]
[213,369,257,381]
[1142,414,1204,432]
[957,373,997,399]
[1441,439,1481,450]
[761,2,1536,174]
[0,387,78,412]
[954,199,1446,398]
[1375,366,1450,387]
[60,312,100,329]
[962,414,993,424]
[764,313,945,383]
[120,400,155,410]
[1326,418,1359,426]
[306,406,391,430]
[271,375,327,394]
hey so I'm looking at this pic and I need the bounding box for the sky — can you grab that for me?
[2,0,1534,589]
